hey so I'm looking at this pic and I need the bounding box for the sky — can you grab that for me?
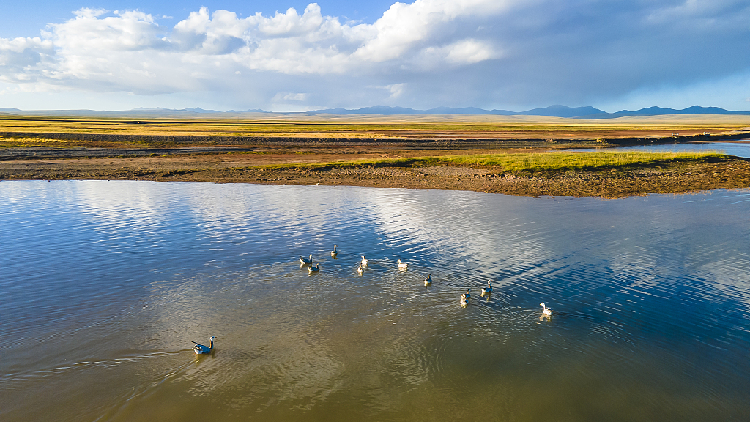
[1,0,750,112]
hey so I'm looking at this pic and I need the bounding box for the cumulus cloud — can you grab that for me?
[385,83,406,99]
[0,37,53,82]
[1,0,749,110]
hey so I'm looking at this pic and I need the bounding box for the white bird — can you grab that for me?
[308,263,320,274]
[361,255,368,268]
[397,259,408,271]
[192,336,216,355]
[481,281,493,297]
[300,254,313,265]
[460,289,471,307]
[331,245,338,258]
[424,273,432,286]
[357,264,364,275]
[540,302,552,320]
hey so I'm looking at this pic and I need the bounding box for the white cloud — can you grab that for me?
[352,0,517,63]
[1,0,750,111]
[281,92,308,101]
[385,83,405,99]
[0,1,506,91]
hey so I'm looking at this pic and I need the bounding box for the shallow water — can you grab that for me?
[573,140,750,157]
[1,181,749,421]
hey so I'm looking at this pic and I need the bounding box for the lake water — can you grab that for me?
[1,181,750,421]
[573,140,750,158]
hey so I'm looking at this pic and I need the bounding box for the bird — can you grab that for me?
[308,263,320,274]
[357,264,364,275]
[361,255,369,268]
[397,259,408,271]
[192,336,216,355]
[460,289,471,307]
[300,254,313,265]
[331,245,338,258]
[540,303,552,320]
[424,273,432,286]
[481,281,493,297]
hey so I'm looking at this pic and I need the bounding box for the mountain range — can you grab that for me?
[309,105,750,118]
[1,105,749,118]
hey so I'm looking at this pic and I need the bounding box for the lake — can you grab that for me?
[1,180,749,421]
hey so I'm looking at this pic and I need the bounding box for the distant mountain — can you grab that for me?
[1,105,749,118]
[518,105,605,118]
[607,106,750,118]
[309,105,750,118]
[0,107,270,117]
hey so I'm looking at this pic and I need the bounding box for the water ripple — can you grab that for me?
[1,182,749,421]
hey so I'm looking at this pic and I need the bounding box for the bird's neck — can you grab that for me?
[209,339,214,349]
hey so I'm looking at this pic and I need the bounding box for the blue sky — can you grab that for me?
[1,0,750,112]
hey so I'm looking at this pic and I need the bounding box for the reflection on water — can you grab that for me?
[1,181,750,421]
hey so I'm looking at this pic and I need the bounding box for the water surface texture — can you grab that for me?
[1,181,749,421]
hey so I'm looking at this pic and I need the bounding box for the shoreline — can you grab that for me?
[2,153,748,198]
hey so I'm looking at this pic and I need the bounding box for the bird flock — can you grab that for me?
[300,246,552,317]
[192,246,553,354]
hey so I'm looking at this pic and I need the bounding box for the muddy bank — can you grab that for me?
[2,154,748,198]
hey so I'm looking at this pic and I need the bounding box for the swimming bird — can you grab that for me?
[397,259,408,271]
[424,273,432,286]
[361,255,368,268]
[308,263,320,274]
[192,336,216,355]
[331,245,338,258]
[300,254,313,265]
[540,302,552,320]
[357,264,364,275]
[481,281,493,297]
[460,289,471,308]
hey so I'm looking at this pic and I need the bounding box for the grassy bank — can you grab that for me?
[269,151,728,173]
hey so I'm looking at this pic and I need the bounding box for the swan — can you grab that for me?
[397,259,408,271]
[460,289,470,307]
[481,281,493,297]
[331,245,338,258]
[192,336,216,355]
[424,273,432,286]
[540,302,552,320]
[308,263,320,274]
[357,264,364,275]
[361,255,368,268]
[300,254,313,265]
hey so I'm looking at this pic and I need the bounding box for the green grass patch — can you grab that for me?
[433,151,726,171]
[262,151,727,172]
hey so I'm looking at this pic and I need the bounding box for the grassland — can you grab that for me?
[2,113,750,141]
[1,113,749,197]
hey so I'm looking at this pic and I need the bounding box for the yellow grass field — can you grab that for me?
[1,113,749,141]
